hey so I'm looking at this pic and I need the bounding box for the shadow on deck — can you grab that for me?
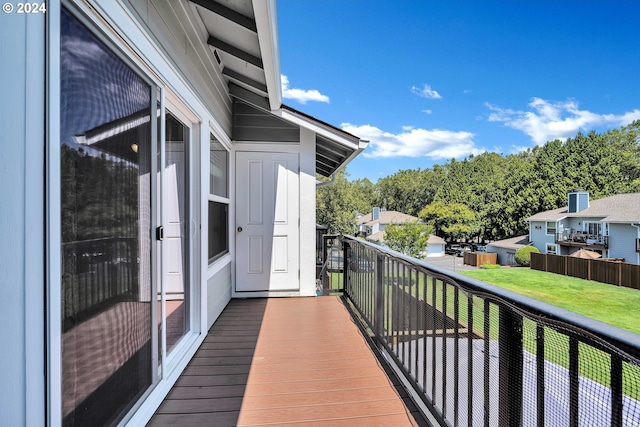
[149,297,427,426]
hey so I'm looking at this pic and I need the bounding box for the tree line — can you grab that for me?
[317,120,640,243]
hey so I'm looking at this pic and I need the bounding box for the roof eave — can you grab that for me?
[252,0,281,110]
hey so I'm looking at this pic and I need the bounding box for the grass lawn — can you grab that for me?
[460,267,640,336]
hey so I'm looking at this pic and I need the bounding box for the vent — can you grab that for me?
[372,207,380,221]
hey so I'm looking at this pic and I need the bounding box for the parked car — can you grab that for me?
[445,244,461,255]
[454,245,472,257]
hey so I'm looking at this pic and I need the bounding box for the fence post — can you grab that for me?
[498,305,523,427]
[375,253,385,346]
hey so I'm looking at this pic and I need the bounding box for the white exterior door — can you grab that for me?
[236,151,300,292]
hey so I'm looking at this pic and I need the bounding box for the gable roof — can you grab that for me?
[357,210,419,226]
[527,193,640,223]
[486,235,531,250]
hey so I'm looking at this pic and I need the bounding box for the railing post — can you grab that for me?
[342,239,349,293]
[498,305,523,427]
[375,252,385,345]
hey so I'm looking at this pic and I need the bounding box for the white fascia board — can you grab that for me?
[278,108,368,176]
[277,108,364,151]
[252,0,281,110]
[334,140,368,174]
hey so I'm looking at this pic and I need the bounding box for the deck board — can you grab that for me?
[149,297,424,426]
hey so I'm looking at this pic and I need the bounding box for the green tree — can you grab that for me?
[383,222,432,257]
[374,167,445,216]
[316,170,365,234]
[419,201,475,241]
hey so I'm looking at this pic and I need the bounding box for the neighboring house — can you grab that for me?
[527,191,640,264]
[486,235,531,266]
[426,234,447,257]
[2,2,366,426]
[357,208,445,257]
[357,207,419,237]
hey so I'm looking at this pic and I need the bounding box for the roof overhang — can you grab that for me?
[188,0,281,109]
[186,0,367,176]
[278,105,368,177]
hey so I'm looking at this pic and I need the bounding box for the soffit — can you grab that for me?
[189,0,270,101]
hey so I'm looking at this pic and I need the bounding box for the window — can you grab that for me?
[546,221,557,236]
[546,243,557,254]
[60,8,153,424]
[208,134,229,263]
[585,222,602,237]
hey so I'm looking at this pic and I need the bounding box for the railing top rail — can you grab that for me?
[341,234,640,359]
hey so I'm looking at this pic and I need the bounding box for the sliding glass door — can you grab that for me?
[60,8,154,425]
[59,8,193,426]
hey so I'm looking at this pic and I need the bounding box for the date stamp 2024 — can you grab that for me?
[3,3,47,14]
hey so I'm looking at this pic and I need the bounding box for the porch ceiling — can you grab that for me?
[188,0,275,106]
[187,0,367,176]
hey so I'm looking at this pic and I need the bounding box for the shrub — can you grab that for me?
[480,263,501,269]
[514,245,540,266]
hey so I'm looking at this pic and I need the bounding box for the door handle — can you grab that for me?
[237,227,243,232]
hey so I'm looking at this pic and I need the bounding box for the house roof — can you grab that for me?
[527,193,640,223]
[427,235,446,245]
[357,211,419,226]
[486,235,531,250]
[366,231,385,243]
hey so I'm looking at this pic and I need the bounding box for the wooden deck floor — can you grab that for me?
[149,297,426,426]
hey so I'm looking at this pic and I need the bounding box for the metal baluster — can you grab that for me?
[569,335,579,427]
[484,299,490,427]
[611,354,623,427]
[536,325,545,427]
[454,286,460,427]
[468,294,474,427]
[442,280,448,419]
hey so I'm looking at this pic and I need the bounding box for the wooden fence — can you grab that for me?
[463,251,498,266]
[530,252,640,289]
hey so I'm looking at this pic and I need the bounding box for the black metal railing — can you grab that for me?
[340,235,640,427]
[556,232,609,248]
[62,237,138,331]
[316,234,345,295]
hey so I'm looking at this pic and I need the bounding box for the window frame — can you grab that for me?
[207,133,230,265]
[546,221,557,236]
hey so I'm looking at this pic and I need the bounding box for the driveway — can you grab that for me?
[421,254,478,272]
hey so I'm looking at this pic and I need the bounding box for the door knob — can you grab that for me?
[237,227,243,232]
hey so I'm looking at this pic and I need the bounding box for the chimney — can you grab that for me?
[372,207,380,221]
[568,190,589,213]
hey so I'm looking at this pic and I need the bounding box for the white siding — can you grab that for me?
[300,127,318,296]
[207,262,232,328]
[124,0,233,136]
[0,12,46,427]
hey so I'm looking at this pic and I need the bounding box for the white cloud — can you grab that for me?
[281,75,330,104]
[411,84,442,99]
[341,123,483,159]
[486,97,640,145]
[422,109,433,115]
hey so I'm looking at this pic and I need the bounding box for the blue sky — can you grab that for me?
[276,0,640,182]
